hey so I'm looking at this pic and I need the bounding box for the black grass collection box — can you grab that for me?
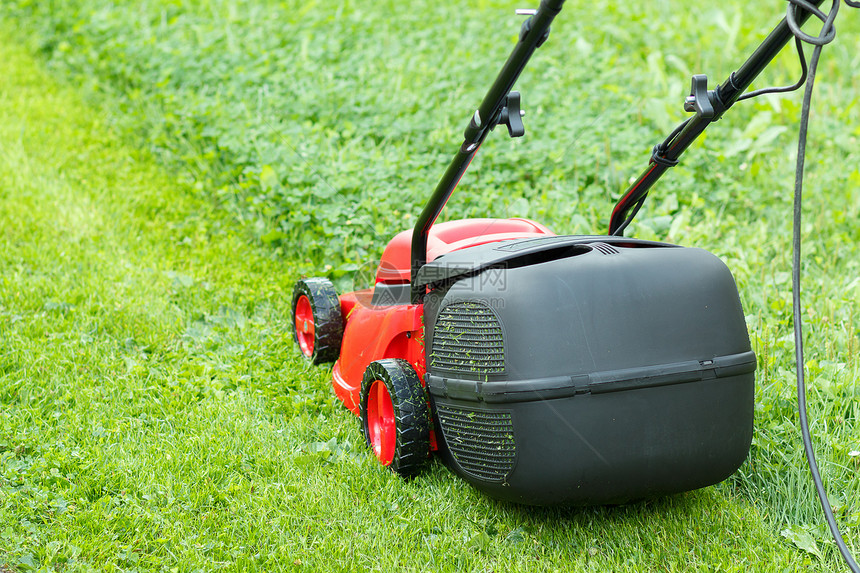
[418,236,755,505]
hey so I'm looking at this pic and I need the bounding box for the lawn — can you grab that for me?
[1,0,859,570]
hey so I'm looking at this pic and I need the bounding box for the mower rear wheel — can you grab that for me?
[360,359,430,477]
[291,278,343,364]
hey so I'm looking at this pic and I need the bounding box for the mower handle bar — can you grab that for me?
[608,0,828,235]
[410,0,825,300]
[409,0,565,303]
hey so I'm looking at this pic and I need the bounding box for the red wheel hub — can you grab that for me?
[366,380,395,465]
[294,295,315,357]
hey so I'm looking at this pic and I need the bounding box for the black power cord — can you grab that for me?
[785,0,860,570]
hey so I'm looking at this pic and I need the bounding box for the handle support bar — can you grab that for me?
[410,0,565,303]
[609,0,827,236]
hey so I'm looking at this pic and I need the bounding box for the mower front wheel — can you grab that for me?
[360,359,430,478]
[291,278,343,364]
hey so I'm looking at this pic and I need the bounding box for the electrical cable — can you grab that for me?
[786,0,860,570]
[611,195,646,236]
[736,37,808,101]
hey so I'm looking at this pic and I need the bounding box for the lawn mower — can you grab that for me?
[291,1,858,564]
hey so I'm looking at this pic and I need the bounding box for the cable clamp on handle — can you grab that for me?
[650,143,679,168]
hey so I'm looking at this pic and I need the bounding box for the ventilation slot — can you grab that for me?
[436,405,516,482]
[431,301,504,374]
[591,242,620,255]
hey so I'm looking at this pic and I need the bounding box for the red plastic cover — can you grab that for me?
[375,218,554,283]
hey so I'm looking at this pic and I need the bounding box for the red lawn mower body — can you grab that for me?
[290,0,763,504]
[331,217,554,419]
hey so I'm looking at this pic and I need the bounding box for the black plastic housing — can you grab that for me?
[422,236,755,505]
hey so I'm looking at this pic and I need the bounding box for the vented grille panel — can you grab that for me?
[436,405,516,481]
[431,301,504,374]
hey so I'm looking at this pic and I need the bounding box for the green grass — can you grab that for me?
[4,0,856,278]
[0,31,815,573]
[0,0,858,570]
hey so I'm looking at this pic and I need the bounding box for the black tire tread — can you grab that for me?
[291,278,343,365]
[360,359,430,478]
